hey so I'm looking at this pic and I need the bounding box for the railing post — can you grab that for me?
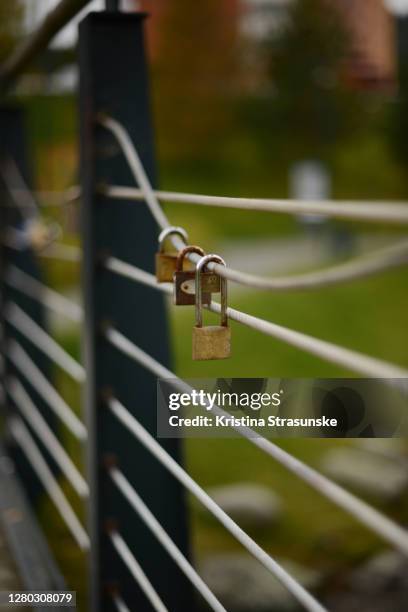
[79,11,193,611]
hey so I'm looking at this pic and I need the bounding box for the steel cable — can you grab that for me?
[99,117,408,294]
[105,329,408,557]
[112,594,131,612]
[7,376,88,497]
[5,302,85,382]
[105,258,408,385]
[9,417,89,550]
[6,265,83,322]
[109,530,168,612]
[103,183,408,225]
[108,397,327,612]
[110,467,227,612]
[106,239,408,292]
[8,340,87,440]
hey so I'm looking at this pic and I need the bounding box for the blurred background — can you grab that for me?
[1,1,408,610]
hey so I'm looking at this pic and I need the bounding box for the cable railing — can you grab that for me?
[6,265,83,322]
[109,466,227,612]
[8,417,89,551]
[5,302,85,382]
[94,110,408,609]
[1,143,88,576]
[7,376,88,497]
[105,256,408,384]
[0,4,407,611]
[112,592,131,612]
[108,530,169,612]
[108,396,326,612]
[105,329,408,557]
[107,236,408,291]
[1,122,407,612]
[7,340,86,440]
[102,183,408,224]
[99,115,408,296]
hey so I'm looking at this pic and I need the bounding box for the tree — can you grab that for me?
[0,2,23,63]
[150,0,240,161]
[264,0,362,161]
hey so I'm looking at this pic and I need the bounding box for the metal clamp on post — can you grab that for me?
[193,254,231,360]
[155,226,188,282]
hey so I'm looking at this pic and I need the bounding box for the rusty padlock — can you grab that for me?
[173,246,212,305]
[192,254,231,360]
[155,226,188,282]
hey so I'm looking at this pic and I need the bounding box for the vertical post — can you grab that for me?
[79,12,193,612]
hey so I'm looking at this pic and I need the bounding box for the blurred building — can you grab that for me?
[241,0,397,91]
[137,0,396,92]
[20,0,397,94]
[137,0,240,62]
[333,0,397,91]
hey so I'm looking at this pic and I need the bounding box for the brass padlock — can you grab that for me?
[192,254,231,360]
[173,246,212,306]
[155,226,188,282]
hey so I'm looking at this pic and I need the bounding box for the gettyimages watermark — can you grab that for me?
[157,378,408,438]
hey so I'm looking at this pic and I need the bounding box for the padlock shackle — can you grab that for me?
[195,254,227,328]
[175,245,205,272]
[158,226,188,252]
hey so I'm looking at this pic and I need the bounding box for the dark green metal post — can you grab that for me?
[79,12,193,612]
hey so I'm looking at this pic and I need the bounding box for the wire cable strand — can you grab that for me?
[110,467,227,612]
[7,376,88,498]
[9,417,90,550]
[207,239,408,291]
[112,593,131,612]
[105,258,408,385]
[109,530,168,612]
[7,340,87,440]
[108,397,326,612]
[6,265,83,322]
[103,183,408,225]
[5,302,85,382]
[107,235,408,293]
[98,116,408,292]
[106,333,408,557]
[98,115,171,229]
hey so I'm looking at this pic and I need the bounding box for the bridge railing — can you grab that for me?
[1,2,408,612]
